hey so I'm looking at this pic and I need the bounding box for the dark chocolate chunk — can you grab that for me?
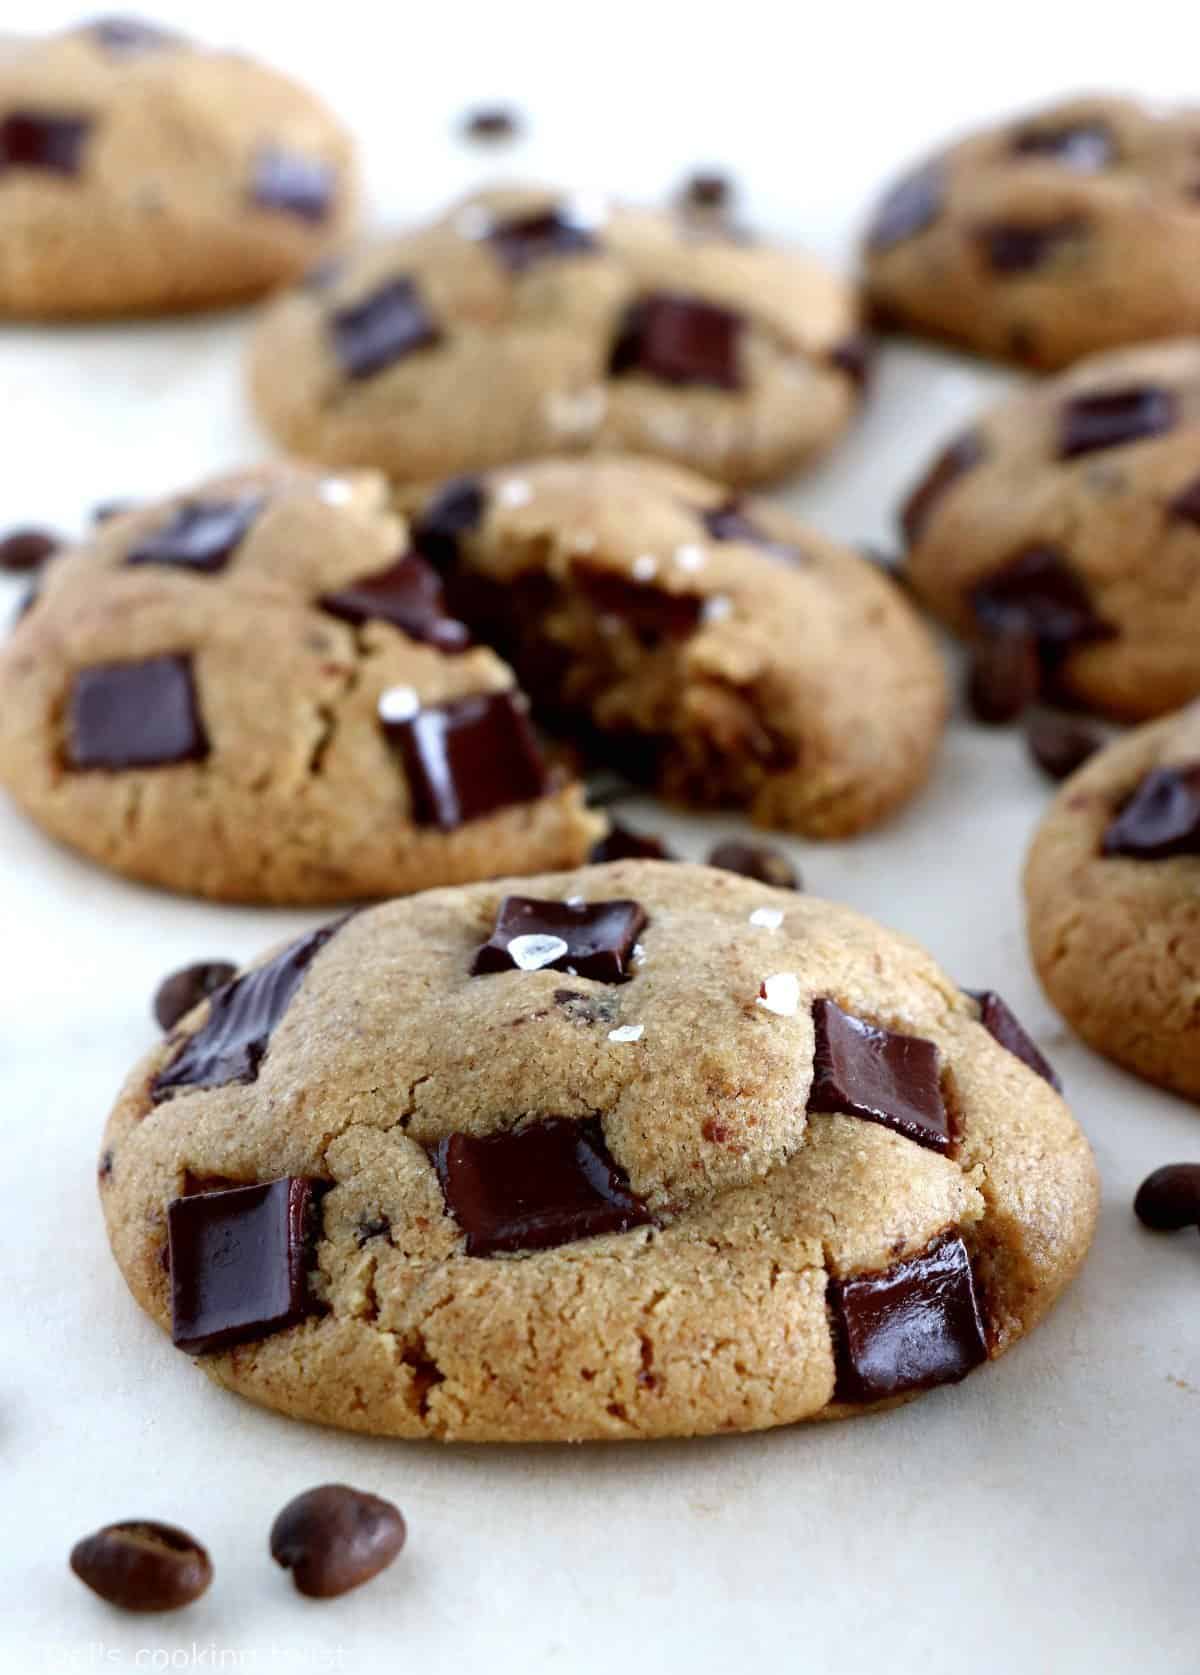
[411,476,486,568]
[1168,474,1200,529]
[574,562,703,639]
[168,1177,324,1354]
[330,277,440,380]
[970,546,1113,658]
[70,1521,212,1613]
[88,16,182,53]
[472,894,647,982]
[966,629,1040,725]
[589,822,674,863]
[1059,386,1177,458]
[270,1485,406,1599]
[707,839,799,890]
[0,111,91,175]
[1025,708,1102,781]
[0,526,61,573]
[1011,122,1114,171]
[831,1234,988,1402]
[678,170,733,211]
[461,105,520,142]
[900,430,985,545]
[320,552,470,651]
[701,501,804,561]
[807,998,951,1153]
[66,655,208,771]
[431,1116,653,1256]
[977,217,1085,274]
[1101,763,1200,860]
[610,292,743,389]
[1133,1164,1200,1231]
[487,206,597,272]
[152,921,338,1098]
[250,147,335,223]
[125,496,262,574]
[966,989,1062,1091]
[866,163,943,251]
[153,960,238,1032]
[383,690,549,830]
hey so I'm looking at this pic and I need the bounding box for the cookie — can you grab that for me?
[0,462,600,901]
[0,17,356,316]
[99,859,1098,1442]
[247,184,864,488]
[900,339,1200,721]
[1026,703,1200,1100]
[864,95,1200,369]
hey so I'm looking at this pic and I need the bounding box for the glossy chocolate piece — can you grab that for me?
[589,822,675,863]
[70,1521,212,1613]
[831,1234,988,1402]
[970,546,1113,657]
[966,629,1040,725]
[66,655,208,771]
[1058,386,1177,458]
[1011,122,1114,170]
[900,430,985,544]
[967,988,1062,1091]
[609,292,744,389]
[270,1486,406,1599]
[384,690,549,830]
[1025,709,1102,781]
[700,501,804,561]
[168,1177,324,1354]
[125,496,262,574]
[0,111,91,175]
[1102,764,1200,860]
[411,476,486,568]
[574,562,703,639]
[487,206,597,271]
[472,894,647,982]
[431,1116,653,1256]
[320,552,470,651]
[330,277,440,380]
[707,839,799,890]
[0,527,61,573]
[250,147,335,223]
[807,998,951,1153]
[977,218,1084,274]
[1133,1164,1200,1231]
[153,960,237,1032]
[866,163,944,251]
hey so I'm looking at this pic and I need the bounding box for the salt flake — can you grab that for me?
[757,973,799,1017]
[507,933,569,972]
[750,907,784,931]
[608,1024,644,1043]
[377,685,420,724]
[632,555,659,582]
[499,478,533,508]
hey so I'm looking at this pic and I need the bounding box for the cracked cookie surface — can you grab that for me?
[100,861,1098,1442]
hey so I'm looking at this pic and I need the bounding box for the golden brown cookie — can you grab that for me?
[99,860,1098,1442]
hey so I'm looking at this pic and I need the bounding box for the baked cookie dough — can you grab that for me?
[1026,702,1200,1100]
[900,339,1200,721]
[864,95,1200,369]
[0,16,356,316]
[99,860,1098,1442]
[0,462,600,901]
[247,183,864,488]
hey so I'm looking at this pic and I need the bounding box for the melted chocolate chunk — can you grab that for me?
[609,292,743,389]
[153,960,238,1032]
[966,989,1062,1091]
[1025,708,1102,781]
[472,895,647,982]
[1133,1164,1200,1232]
[320,553,470,651]
[977,218,1085,274]
[866,163,944,251]
[330,278,440,380]
[807,998,951,1153]
[487,206,597,272]
[66,655,208,771]
[0,527,61,574]
[707,839,799,890]
[168,1177,324,1354]
[1059,386,1177,458]
[88,16,181,53]
[831,1234,988,1402]
[574,563,703,639]
[250,147,335,223]
[966,629,1040,725]
[152,922,338,1098]
[700,501,804,561]
[0,112,91,175]
[900,430,985,545]
[1011,122,1114,171]
[590,822,675,863]
[1168,474,1200,529]
[383,690,549,830]
[125,496,262,574]
[431,1116,653,1256]
[829,332,874,390]
[1102,764,1200,860]
[411,476,486,568]
[970,547,1113,659]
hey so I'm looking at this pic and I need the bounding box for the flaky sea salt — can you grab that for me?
[674,543,706,572]
[749,907,784,931]
[498,478,533,508]
[702,594,733,624]
[632,555,659,582]
[377,685,420,724]
[318,477,354,506]
[757,973,799,1017]
[507,934,569,971]
[608,1024,644,1043]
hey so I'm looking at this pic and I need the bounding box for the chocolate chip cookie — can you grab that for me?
[1026,703,1200,1100]
[0,462,600,901]
[247,184,864,488]
[900,339,1200,721]
[99,860,1098,1442]
[0,17,356,316]
[864,95,1200,369]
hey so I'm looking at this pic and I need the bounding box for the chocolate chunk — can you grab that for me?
[88,16,181,53]
[589,822,674,863]
[383,690,549,830]
[808,998,951,1153]
[574,563,703,639]
[250,147,335,223]
[431,1116,653,1256]
[66,655,208,772]
[977,218,1085,274]
[153,960,238,1032]
[900,430,985,545]
[330,277,440,380]
[70,1521,212,1613]
[967,989,1062,1091]
[270,1485,406,1599]
[168,1177,324,1355]
[320,552,470,651]
[153,922,338,1098]
[866,163,943,251]
[487,206,597,272]
[1168,474,1200,529]
[462,105,520,142]
[1011,122,1114,171]
[125,496,262,574]
[1101,764,1200,860]
[1133,1164,1200,1231]
[970,547,1113,661]
[610,292,744,389]
[707,839,799,890]
[1059,386,1177,458]
[829,331,874,390]
[701,501,804,561]
[678,170,733,211]
[0,111,91,175]
[966,629,1040,725]
[411,476,486,568]
[472,894,647,982]
[1025,708,1102,781]
[831,1235,988,1402]
[0,526,61,573]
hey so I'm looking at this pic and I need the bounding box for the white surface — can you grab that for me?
[2,3,1198,1670]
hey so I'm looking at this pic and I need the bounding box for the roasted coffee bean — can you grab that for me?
[1133,1164,1200,1231]
[270,1485,406,1598]
[70,1520,212,1613]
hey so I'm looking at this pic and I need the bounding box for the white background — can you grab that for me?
[1,2,1198,1671]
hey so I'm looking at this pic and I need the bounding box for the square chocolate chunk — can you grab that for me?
[472,895,647,982]
[320,552,469,651]
[1059,386,1176,458]
[330,277,441,380]
[807,998,951,1153]
[250,147,335,223]
[381,690,550,830]
[66,655,208,771]
[0,111,91,175]
[609,292,744,389]
[125,497,263,574]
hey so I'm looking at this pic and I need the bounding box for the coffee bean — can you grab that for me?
[0,526,61,573]
[153,961,238,1032]
[70,1521,212,1613]
[1026,709,1102,782]
[1134,1164,1200,1231]
[707,839,800,890]
[966,630,1039,725]
[270,1485,406,1598]
[679,170,734,211]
